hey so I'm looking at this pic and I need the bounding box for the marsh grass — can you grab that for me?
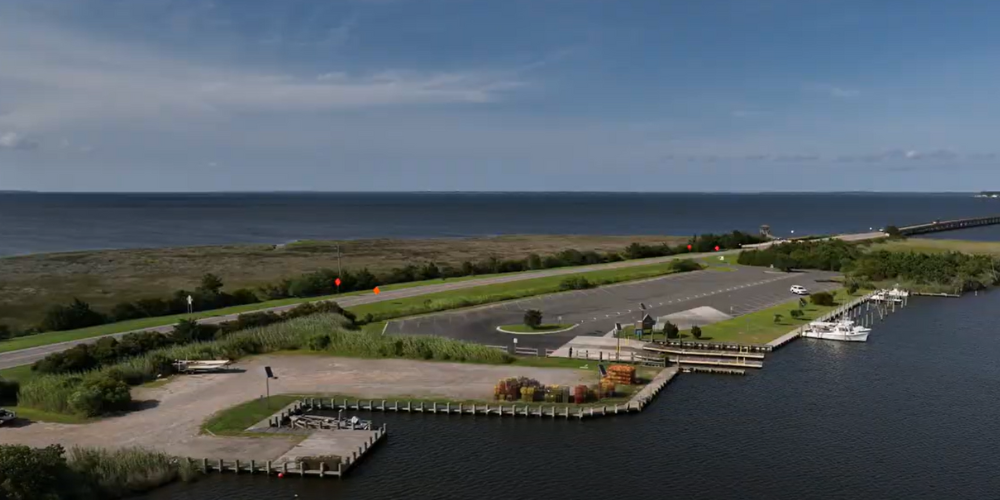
[68,446,199,497]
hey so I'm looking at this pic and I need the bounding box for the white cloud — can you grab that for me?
[0,18,528,133]
[0,132,39,150]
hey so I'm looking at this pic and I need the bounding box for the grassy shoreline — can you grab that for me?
[0,258,702,355]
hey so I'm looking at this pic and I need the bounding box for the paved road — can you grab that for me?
[0,231,879,370]
[385,266,841,351]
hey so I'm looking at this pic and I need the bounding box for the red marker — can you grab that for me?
[687,244,692,251]
[714,246,720,251]
[277,473,284,478]
[335,278,342,286]
[373,286,380,295]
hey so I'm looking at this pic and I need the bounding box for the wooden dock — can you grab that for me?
[899,215,1000,236]
[271,370,679,422]
[191,423,387,479]
[681,366,746,376]
[642,345,765,360]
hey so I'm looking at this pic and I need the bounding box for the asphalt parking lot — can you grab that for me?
[384,266,842,351]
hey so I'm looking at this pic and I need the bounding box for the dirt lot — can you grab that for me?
[0,355,591,460]
[0,235,684,329]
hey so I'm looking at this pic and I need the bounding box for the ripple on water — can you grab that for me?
[141,293,1000,500]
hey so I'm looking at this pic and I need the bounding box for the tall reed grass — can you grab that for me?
[68,446,199,497]
[18,313,512,416]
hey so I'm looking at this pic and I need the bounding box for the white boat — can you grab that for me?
[870,288,907,303]
[172,359,232,374]
[802,320,871,342]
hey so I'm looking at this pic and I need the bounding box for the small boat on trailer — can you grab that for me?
[802,320,871,342]
[172,359,233,374]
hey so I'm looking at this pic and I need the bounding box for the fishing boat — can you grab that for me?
[801,320,871,342]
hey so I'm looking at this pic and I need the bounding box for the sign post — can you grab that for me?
[335,277,341,294]
[264,366,276,407]
[512,337,518,354]
[186,295,193,314]
[614,323,622,354]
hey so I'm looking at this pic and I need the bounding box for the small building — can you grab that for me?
[635,314,656,333]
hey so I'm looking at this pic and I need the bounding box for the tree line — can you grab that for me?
[738,240,999,291]
[0,231,765,338]
[30,301,355,376]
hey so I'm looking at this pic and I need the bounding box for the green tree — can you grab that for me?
[199,273,224,294]
[524,309,543,328]
[848,282,860,294]
[773,314,783,323]
[810,292,836,306]
[526,253,543,270]
[40,298,106,332]
[662,321,680,339]
[790,309,804,319]
[0,444,77,500]
[690,325,703,339]
[884,225,901,237]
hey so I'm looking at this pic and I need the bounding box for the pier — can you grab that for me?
[898,215,1000,236]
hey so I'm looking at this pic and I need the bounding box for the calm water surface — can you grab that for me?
[2,192,1000,256]
[143,292,1000,500]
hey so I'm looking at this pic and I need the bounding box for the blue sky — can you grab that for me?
[1,0,999,192]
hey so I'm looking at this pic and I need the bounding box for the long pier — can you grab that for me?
[898,215,1000,236]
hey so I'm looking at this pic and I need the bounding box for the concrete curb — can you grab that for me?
[495,324,579,335]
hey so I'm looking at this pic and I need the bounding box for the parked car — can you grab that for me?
[0,408,15,425]
[790,285,809,295]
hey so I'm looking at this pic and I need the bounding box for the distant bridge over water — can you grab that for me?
[898,215,1000,236]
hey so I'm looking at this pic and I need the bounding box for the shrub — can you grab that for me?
[559,276,593,290]
[0,378,19,405]
[789,309,804,319]
[773,314,783,323]
[810,292,836,306]
[848,282,860,294]
[670,259,702,272]
[524,309,543,328]
[68,374,132,417]
[690,325,702,339]
[40,298,107,332]
[0,444,79,500]
[68,446,199,498]
[307,333,332,351]
[884,225,901,237]
[662,321,679,339]
[0,324,10,341]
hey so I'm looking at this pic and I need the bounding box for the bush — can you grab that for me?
[68,374,132,417]
[773,314,783,323]
[40,298,107,332]
[662,321,679,339]
[690,325,702,339]
[810,292,835,306]
[670,259,702,272]
[884,225,901,237]
[524,309,543,328]
[559,276,594,290]
[848,282,860,294]
[0,324,13,340]
[0,378,19,405]
[67,446,199,498]
[0,444,80,500]
[789,309,804,319]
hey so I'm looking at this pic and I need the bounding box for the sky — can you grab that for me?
[1,0,999,192]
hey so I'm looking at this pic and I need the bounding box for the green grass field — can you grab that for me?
[872,238,1000,256]
[665,288,861,344]
[345,259,695,323]
[201,395,303,436]
[496,323,575,333]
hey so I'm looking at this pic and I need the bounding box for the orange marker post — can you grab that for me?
[373,286,380,295]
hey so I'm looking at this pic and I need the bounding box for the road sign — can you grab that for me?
[614,322,622,332]
[186,295,193,305]
[264,366,275,379]
[335,278,341,286]
[513,338,518,344]
[687,244,692,250]
[373,286,380,295]
[714,245,720,251]
[639,303,647,310]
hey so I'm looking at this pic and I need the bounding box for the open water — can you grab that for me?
[2,192,1000,256]
[141,292,1000,500]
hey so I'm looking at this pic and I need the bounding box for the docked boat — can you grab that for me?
[801,320,871,342]
[870,288,908,303]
